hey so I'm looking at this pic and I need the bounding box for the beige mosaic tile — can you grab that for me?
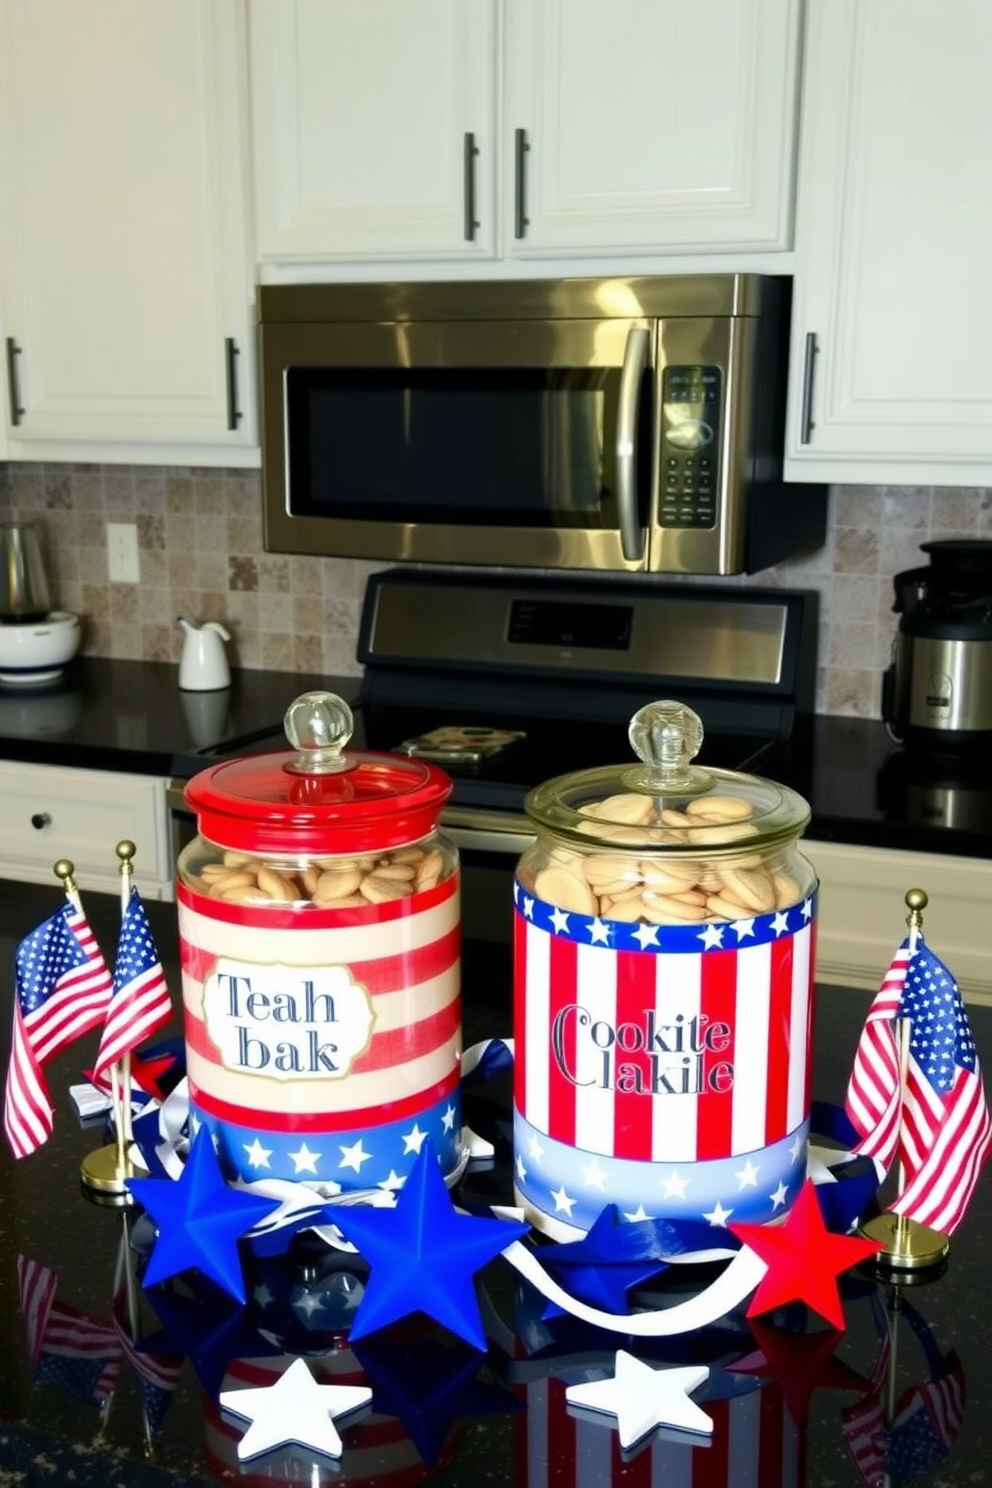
[4,463,990,716]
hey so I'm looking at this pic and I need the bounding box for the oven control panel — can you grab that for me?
[659,365,720,529]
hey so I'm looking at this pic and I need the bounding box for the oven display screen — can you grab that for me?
[508,599,633,650]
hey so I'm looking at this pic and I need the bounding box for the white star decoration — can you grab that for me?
[287,1142,321,1174]
[770,910,790,937]
[220,1356,372,1461]
[698,923,724,950]
[702,1199,733,1226]
[659,1169,689,1199]
[588,918,611,945]
[731,918,756,940]
[631,923,660,949]
[401,1124,427,1155]
[581,1157,608,1190]
[376,1170,406,1192]
[441,1105,457,1132]
[566,1352,712,1449]
[338,1139,371,1173]
[770,1181,789,1209]
[551,1185,576,1216]
[243,1138,273,1169]
[734,1158,760,1190]
[549,906,571,935]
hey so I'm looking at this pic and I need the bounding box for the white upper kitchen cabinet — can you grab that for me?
[503,0,800,258]
[248,0,800,273]
[0,0,258,464]
[248,0,498,263]
[784,0,992,485]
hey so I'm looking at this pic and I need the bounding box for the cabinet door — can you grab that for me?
[785,0,992,483]
[503,0,800,257]
[249,0,497,262]
[0,0,256,456]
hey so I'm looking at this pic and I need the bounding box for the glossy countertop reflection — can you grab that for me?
[0,656,358,775]
[0,887,989,1488]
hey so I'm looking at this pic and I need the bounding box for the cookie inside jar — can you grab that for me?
[184,839,451,908]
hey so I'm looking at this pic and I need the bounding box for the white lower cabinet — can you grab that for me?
[0,761,173,901]
[806,839,992,1004]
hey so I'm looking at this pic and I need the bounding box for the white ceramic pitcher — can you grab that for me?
[177,617,231,691]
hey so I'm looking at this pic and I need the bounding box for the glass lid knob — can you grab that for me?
[623,699,712,795]
[283,691,356,775]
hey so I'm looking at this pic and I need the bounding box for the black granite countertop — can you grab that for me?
[0,657,360,777]
[0,658,988,862]
[0,883,990,1486]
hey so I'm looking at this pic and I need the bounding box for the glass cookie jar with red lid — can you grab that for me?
[513,699,817,1240]
[176,691,462,1190]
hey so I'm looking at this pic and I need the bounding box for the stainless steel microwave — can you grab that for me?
[257,275,826,576]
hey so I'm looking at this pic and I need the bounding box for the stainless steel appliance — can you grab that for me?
[169,570,818,940]
[258,275,827,577]
[0,520,51,621]
[882,539,992,749]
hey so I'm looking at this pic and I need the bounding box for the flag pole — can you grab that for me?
[62,853,136,1206]
[115,840,135,1152]
[861,888,949,1271]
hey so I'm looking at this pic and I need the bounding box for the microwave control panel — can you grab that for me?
[659,365,720,528]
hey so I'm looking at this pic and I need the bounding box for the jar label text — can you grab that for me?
[201,956,375,1080]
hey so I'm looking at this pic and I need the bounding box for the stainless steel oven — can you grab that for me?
[258,275,827,577]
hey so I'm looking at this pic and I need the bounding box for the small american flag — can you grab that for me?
[111,1289,183,1436]
[17,1255,121,1411]
[93,886,172,1083]
[845,934,992,1235]
[4,904,114,1159]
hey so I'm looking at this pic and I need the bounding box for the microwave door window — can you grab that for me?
[285,367,646,531]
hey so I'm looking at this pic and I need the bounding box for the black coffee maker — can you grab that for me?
[881,538,992,750]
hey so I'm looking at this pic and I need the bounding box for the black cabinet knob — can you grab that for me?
[30,812,51,830]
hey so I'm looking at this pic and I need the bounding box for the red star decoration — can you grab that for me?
[726,1321,870,1424]
[728,1179,884,1330]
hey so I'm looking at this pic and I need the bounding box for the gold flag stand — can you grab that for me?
[73,842,140,1204]
[860,888,950,1272]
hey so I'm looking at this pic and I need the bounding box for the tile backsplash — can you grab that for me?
[2,462,990,718]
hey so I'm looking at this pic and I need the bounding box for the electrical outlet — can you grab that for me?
[107,522,140,584]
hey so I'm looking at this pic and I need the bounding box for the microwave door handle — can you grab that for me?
[616,326,649,563]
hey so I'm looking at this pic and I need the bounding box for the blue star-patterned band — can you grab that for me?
[513,881,817,953]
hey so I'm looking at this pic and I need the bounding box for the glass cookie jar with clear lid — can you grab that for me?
[513,699,817,1241]
[176,691,462,1192]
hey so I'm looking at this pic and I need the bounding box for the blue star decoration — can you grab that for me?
[127,1126,283,1305]
[332,1140,530,1352]
[354,1329,522,1466]
[142,1281,282,1399]
[540,1205,724,1316]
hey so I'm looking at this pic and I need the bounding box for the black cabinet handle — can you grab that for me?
[800,332,817,445]
[463,132,480,241]
[31,812,51,830]
[225,337,241,431]
[514,127,530,239]
[6,337,25,426]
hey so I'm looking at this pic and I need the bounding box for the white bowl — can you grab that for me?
[0,611,81,684]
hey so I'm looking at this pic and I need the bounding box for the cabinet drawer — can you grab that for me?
[0,760,172,898]
[806,839,992,1005]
